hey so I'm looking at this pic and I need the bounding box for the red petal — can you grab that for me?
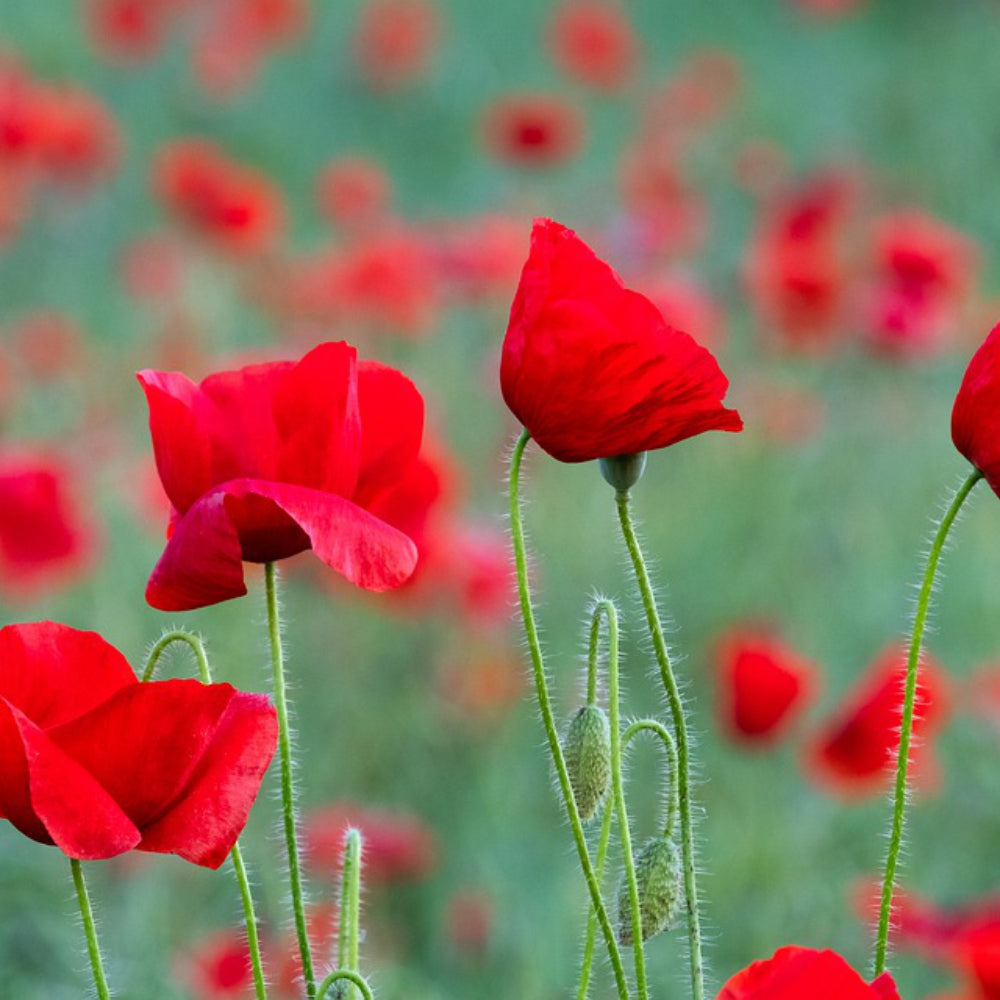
[146,479,418,611]
[952,322,1000,495]
[0,699,140,858]
[139,689,277,868]
[0,621,135,729]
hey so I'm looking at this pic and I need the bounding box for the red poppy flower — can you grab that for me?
[0,450,94,597]
[718,945,899,1000]
[138,340,424,611]
[35,86,121,190]
[500,218,742,462]
[0,621,277,867]
[304,801,437,884]
[84,0,173,63]
[353,0,441,92]
[713,625,817,744]
[546,1,639,92]
[481,94,586,169]
[316,155,391,228]
[805,644,949,797]
[952,322,1000,497]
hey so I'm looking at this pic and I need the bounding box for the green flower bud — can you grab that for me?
[562,704,611,822]
[599,452,647,492]
[617,837,682,945]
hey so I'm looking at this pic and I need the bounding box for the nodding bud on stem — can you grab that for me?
[599,452,647,492]
[562,704,612,822]
[618,837,682,945]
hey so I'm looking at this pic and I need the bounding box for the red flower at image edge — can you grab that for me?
[805,644,949,796]
[500,218,742,461]
[138,340,423,611]
[713,625,817,744]
[718,946,899,1000]
[953,321,1000,496]
[0,621,277,867]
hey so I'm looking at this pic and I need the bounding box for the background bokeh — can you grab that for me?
[2,0,1000,997]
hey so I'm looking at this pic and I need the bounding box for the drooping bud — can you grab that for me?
[599,451,647,492]
[617,836,682,945]
[562,704,611,821]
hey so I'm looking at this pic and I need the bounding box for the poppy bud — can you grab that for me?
[562,704,611,821]
[618,836,682,945]
[599,451,647,491]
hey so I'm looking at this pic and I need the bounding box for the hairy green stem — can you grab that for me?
[71,859,111,1000]
[623,721,679,839]
[337,829,363,999]
[509,432,631,1000]
[577,798,616,1000]
[142,628,268,999]
[874,468,982,975]
[616,490,704,1000]
[316,971,374,1000]
[265,561,316,998]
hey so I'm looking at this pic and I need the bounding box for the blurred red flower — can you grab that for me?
[445,888,494,957]
[0,621,277,867]
[353,0,441,92]
[546,1,639,92]
[0,57,47,169]
[316,155,392,229]
[713,625,818,744]
[180,929,255,998]
[138,340,425,610]
[718,945,899,999]
[84,0,173,63]
[481,93,585,169]
[11,310,85,381]
[500,217,742,462]
[431,214,526,300]
[805,644,949,796]
[35,86,121,190]
[952,321,1000,497]
[304,802,437,884]
[152,138,284,255]
[0,450,93,597]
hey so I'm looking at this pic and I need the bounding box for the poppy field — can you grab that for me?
[4,1,1000,998]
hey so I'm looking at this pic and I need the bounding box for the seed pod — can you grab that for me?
[617,836,682,945]
[599,451,647,492]
[562,704,611,821]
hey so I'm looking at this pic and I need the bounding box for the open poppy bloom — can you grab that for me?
[139,340,424,611]
[717,945,899,999]
[805,644,949,796]
[713,624,817,744]
[500,218,742,462]
[952,320,1000,497]
[0,621,277,867]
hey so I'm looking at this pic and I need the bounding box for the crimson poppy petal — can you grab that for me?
[0,699,140,858]
[0,620,135,729]
[139,689,278,868]
[137,369,215,513]
[952,321,1000,495]
[147,479,418,611]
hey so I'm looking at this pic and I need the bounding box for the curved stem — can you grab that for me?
[70,859,111,1000]
[508,431,631,1000]
[586,605,604,706]
[265,561,315,998]
[316,971,374,1000]
[142,628,268,998]
[616,489,703,1000]
[337,829,363,999]
[142,629,211,683]
[577,798,616,1000]
[874,468,982,975]
[600,599,648,999]
[623,720,679,840]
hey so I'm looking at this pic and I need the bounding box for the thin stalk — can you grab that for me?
[616,490,704,1000]
[577,799,616,1000]
[508,431,631,1000]
[337,829,363,999]
[874,468,982,975]
[623,721,679,840]
[601,599,648,1000]
[316,971,374,1000]
[142,628,268,999]
[70,859,111,1000]
[265,561,315,998]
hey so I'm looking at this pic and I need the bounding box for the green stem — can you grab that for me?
[623,721,679,839]
[265,561,316,998]
[586,606,602,705]
[70,859,111,1000]
[142,629,211,683]
[316,971,374,1000]
[600,599,648,1000]
[874,468,982,975]
[577,798,616,1000]
[616,490,704,1000]
[337,829,363,999]
[142,628,268,999]
[508,432,631,1000]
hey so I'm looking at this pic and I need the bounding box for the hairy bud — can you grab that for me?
[562,704,611,821]
[617,837,682,945]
